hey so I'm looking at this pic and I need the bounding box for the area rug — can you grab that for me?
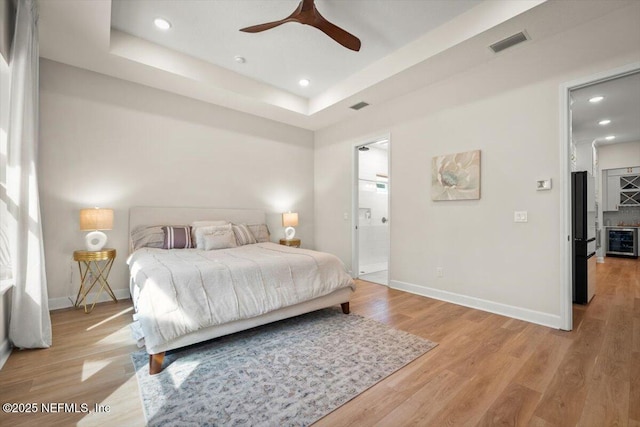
[131,307,437,426]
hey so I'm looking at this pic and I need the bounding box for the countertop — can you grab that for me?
[604,225,640,228]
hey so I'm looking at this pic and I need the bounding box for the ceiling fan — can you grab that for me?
[239,0,361,52]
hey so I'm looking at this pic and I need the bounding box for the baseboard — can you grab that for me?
[389,279,562,329]
[597,256,605,263]
[48,288,131,311]
[0,337,11,371]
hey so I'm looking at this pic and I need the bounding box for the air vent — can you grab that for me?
[350,101,369,111]
[490,31,529,53]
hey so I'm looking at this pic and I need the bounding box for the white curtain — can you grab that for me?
[5,0,51,348]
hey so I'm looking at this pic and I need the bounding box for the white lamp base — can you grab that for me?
[85,231,107,251]
[284,226,296,240]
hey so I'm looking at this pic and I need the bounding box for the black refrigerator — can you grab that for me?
[571,171,597,304]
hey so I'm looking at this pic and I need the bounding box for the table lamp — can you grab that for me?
[80,208,114,251]
[282,212,299,240]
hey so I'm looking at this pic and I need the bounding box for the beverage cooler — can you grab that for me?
[606,228,638,257]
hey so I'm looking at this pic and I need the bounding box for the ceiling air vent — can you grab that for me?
[350,101,369,111]
[490,31,529,53]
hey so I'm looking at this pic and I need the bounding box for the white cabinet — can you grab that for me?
[605,175,620,211]
[603,168,640,211]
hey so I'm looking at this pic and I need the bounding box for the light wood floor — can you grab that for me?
[0,257,637,426]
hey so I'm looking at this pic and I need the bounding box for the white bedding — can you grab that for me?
[128,242,355,351]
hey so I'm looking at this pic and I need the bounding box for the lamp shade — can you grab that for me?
[282,212,299,227]
[80,208,113,231]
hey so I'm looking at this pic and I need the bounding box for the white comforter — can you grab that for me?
[128,243,354,351]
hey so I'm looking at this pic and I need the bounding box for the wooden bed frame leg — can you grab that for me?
[341,302,350,314]
[149,352,165,375]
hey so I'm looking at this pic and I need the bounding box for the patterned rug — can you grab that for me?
[131,307,437,426]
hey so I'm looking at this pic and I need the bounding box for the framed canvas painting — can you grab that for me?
[432,150,481,201]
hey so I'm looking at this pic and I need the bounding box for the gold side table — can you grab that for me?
[73,248,117,313]
[279,238,301,248]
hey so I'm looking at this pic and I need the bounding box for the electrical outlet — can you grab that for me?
[436,267,443,278]
[514,211,528,223]
[343,212,349,220]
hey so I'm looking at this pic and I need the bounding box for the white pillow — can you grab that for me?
[196,224,237,250]
[130,225,165,251]
[191,220,229,244]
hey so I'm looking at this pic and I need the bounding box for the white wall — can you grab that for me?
[574,142,595,174]
[599,141,640,170]
[314,4,640,327]
[39,60,314,307]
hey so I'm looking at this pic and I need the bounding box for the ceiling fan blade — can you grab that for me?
[241,1,304,33]
[239,20,289,33]
[239,0,361,51]
[311,10,361,52]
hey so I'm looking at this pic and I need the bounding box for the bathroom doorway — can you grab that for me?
[354,138,390,286]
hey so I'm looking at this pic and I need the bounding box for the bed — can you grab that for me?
[127,207,355,375]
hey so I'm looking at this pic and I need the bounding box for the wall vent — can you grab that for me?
[490,31,529,53]
[350,101,369,111]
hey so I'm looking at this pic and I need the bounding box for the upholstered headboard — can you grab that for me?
[128,206,267,250]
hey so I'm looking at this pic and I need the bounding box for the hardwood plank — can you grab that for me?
[513,333,573,393]
[591,305,633,382]
[373,369,468,426]
[527,415,556,427]
[424,351,523,426]
[633,317,640,353]
[577,374,629,427]
[476,382,542,427]
[630,352,640,422]
[582,294,611,320]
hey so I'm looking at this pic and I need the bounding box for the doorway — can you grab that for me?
[561,62,640,330]
[354,137,390,286]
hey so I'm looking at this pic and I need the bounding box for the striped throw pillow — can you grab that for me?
[232,224,257,246]
[247,223,270,243]
[162,226,193,249]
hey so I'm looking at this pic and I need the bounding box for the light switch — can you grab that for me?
[514,211,528,223]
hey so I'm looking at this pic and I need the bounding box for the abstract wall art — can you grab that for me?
[431,150,481,201]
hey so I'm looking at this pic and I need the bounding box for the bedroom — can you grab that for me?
[1,0,639,425]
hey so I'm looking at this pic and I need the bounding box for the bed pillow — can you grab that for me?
[196,224,237,250]
[247,223,270,243]
[191,220,229,243]
[162,226,193,249]
[131,225,165,251]
[232,224,257,246]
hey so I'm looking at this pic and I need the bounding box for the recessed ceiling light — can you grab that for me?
[588,96,604,103]
[234,56,246,64]
[154,18,172,30]
[299,79,310,87]
[605,135,616,141]
[598,119,611,125]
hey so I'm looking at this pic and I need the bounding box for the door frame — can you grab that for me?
[559,61,640,331]
[351,133,391,283]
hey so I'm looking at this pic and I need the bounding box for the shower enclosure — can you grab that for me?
[356,141,389,285]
